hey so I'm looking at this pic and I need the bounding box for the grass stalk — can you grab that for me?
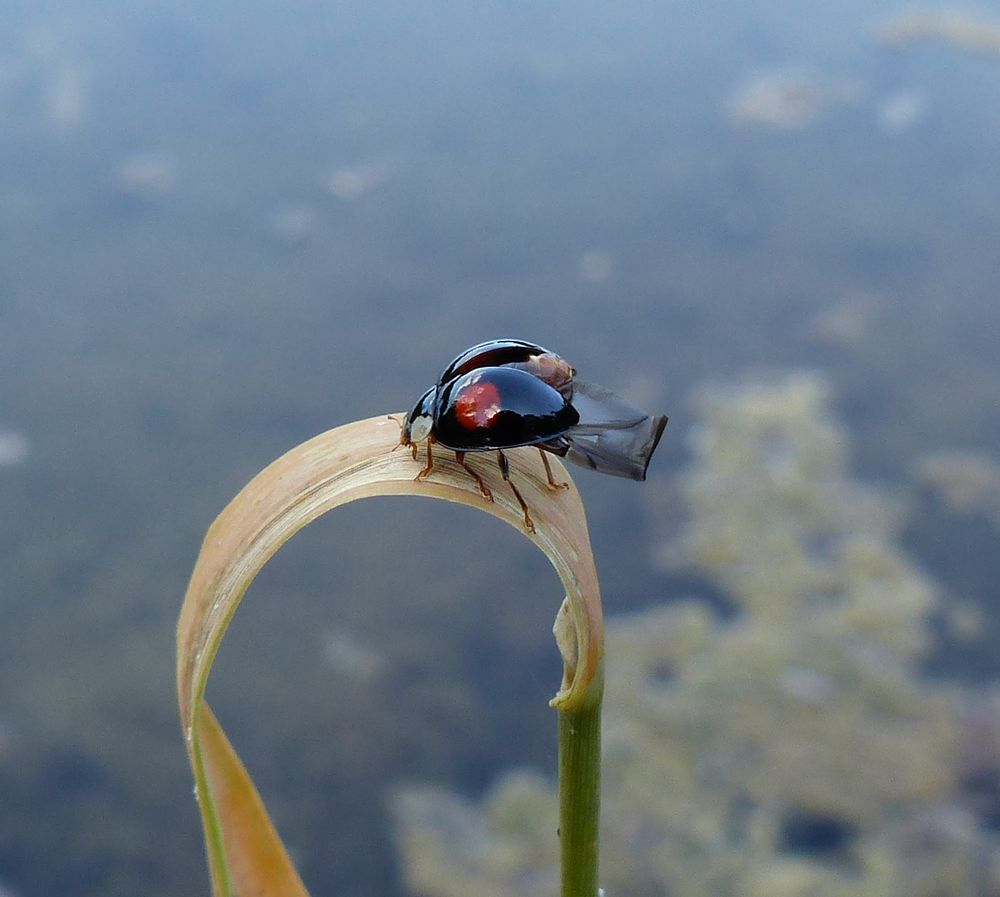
[558,674,603,897]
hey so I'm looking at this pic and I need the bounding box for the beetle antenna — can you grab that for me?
[387,414,408,451]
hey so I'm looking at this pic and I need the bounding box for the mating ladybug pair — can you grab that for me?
[398,339,667,532]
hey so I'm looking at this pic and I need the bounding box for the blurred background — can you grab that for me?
[3,1,1000,895]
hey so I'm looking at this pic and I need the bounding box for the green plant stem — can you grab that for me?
[558,675,603,897]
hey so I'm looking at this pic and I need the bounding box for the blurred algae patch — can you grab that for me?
[915,450,1000,529]
[878,9,1000,57]
[725,71,862,131]
[393,373,1000,897]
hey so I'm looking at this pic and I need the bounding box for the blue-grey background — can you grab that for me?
[2,1,999,895]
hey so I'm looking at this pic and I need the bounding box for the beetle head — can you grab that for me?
[400,387,436,446]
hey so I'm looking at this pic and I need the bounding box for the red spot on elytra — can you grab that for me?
[455,381,502,430]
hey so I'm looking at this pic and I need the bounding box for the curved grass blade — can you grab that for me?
[177,414,603,896]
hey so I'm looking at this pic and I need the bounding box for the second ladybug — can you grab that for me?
[399,339,667,532]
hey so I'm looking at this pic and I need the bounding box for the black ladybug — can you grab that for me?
[399,339,667,532]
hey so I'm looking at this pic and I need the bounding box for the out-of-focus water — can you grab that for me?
[2,2,999,895]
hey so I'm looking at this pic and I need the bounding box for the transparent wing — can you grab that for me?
[555,378,667,481]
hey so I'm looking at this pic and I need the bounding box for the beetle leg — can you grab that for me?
[496,450,535,534]
[538,448,569,490]
[455,451,493,501]
[415,438,435,482]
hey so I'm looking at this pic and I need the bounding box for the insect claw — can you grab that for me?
[414,441,434,481]
[539,448,570,490]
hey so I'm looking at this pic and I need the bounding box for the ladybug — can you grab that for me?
[399,339,667,532]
